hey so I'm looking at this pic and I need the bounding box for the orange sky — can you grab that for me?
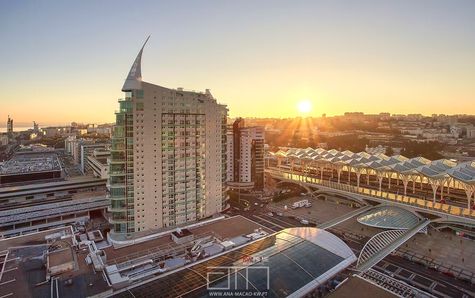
[1,1,474,125]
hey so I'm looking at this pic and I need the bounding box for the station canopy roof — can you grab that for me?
[446,161,475,184]
[269,147,475,186]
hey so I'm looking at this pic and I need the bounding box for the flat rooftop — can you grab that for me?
[0,176,106,197]
[0,226,110,298]
[0,152,61,175]
[0,216,274,298]
[105,215,273,262]
[0,196,108,227]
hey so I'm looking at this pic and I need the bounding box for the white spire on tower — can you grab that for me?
[122,35,150,91]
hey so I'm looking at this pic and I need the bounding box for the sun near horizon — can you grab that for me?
[297,100,313,115]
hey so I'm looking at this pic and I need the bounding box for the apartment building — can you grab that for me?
[108,38,228,238]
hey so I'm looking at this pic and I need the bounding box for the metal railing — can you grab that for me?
[361,269,435,298]
[267,168,475,220]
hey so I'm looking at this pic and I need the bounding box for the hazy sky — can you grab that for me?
[1,0,474,125]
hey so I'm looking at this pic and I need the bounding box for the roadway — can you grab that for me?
[226,195,475,298]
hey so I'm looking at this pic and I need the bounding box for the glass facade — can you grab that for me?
[109,92,135,234]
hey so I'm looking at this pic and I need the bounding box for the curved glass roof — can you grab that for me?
[357,206,421,230]
[114,227,356,298]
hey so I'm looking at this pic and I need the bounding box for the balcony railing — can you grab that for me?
[109,216,129,224]
[109,159,126,164]
[108,205,127,212]
[109,170,126,176]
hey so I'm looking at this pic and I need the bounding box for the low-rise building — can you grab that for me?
[0,150,63,185]
[86,148,110,179]
[0,134,8,146]
[65,137,109,171]
[79,143,109,174]
[41,126,72,138]
[467,127,475,139]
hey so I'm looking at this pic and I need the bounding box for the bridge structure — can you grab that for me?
[268,146,475,211]
[267,167,475,227]
[354,219,431,272]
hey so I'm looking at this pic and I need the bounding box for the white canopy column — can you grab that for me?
[400,174,410,196]
[375,171,384,192]
[446,161,475,210]
[352,166,365,190]
[429,181,438,203]
[461,184,474,209]
[400,174,417,196]
[277,156,282,167]
[332,162,345,184]
[288,157,296,174]
[426,177,446,204]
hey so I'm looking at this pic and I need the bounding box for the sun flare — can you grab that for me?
[297,100,312,114]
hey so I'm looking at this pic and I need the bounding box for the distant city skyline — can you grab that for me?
[2,111,475,129]
[1,0,475,124]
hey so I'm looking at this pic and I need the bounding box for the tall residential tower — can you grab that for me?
[226,118,265,190]
[108,38,228,239]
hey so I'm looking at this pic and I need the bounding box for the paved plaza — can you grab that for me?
[270,195,358,223]
[403,229,475,274]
